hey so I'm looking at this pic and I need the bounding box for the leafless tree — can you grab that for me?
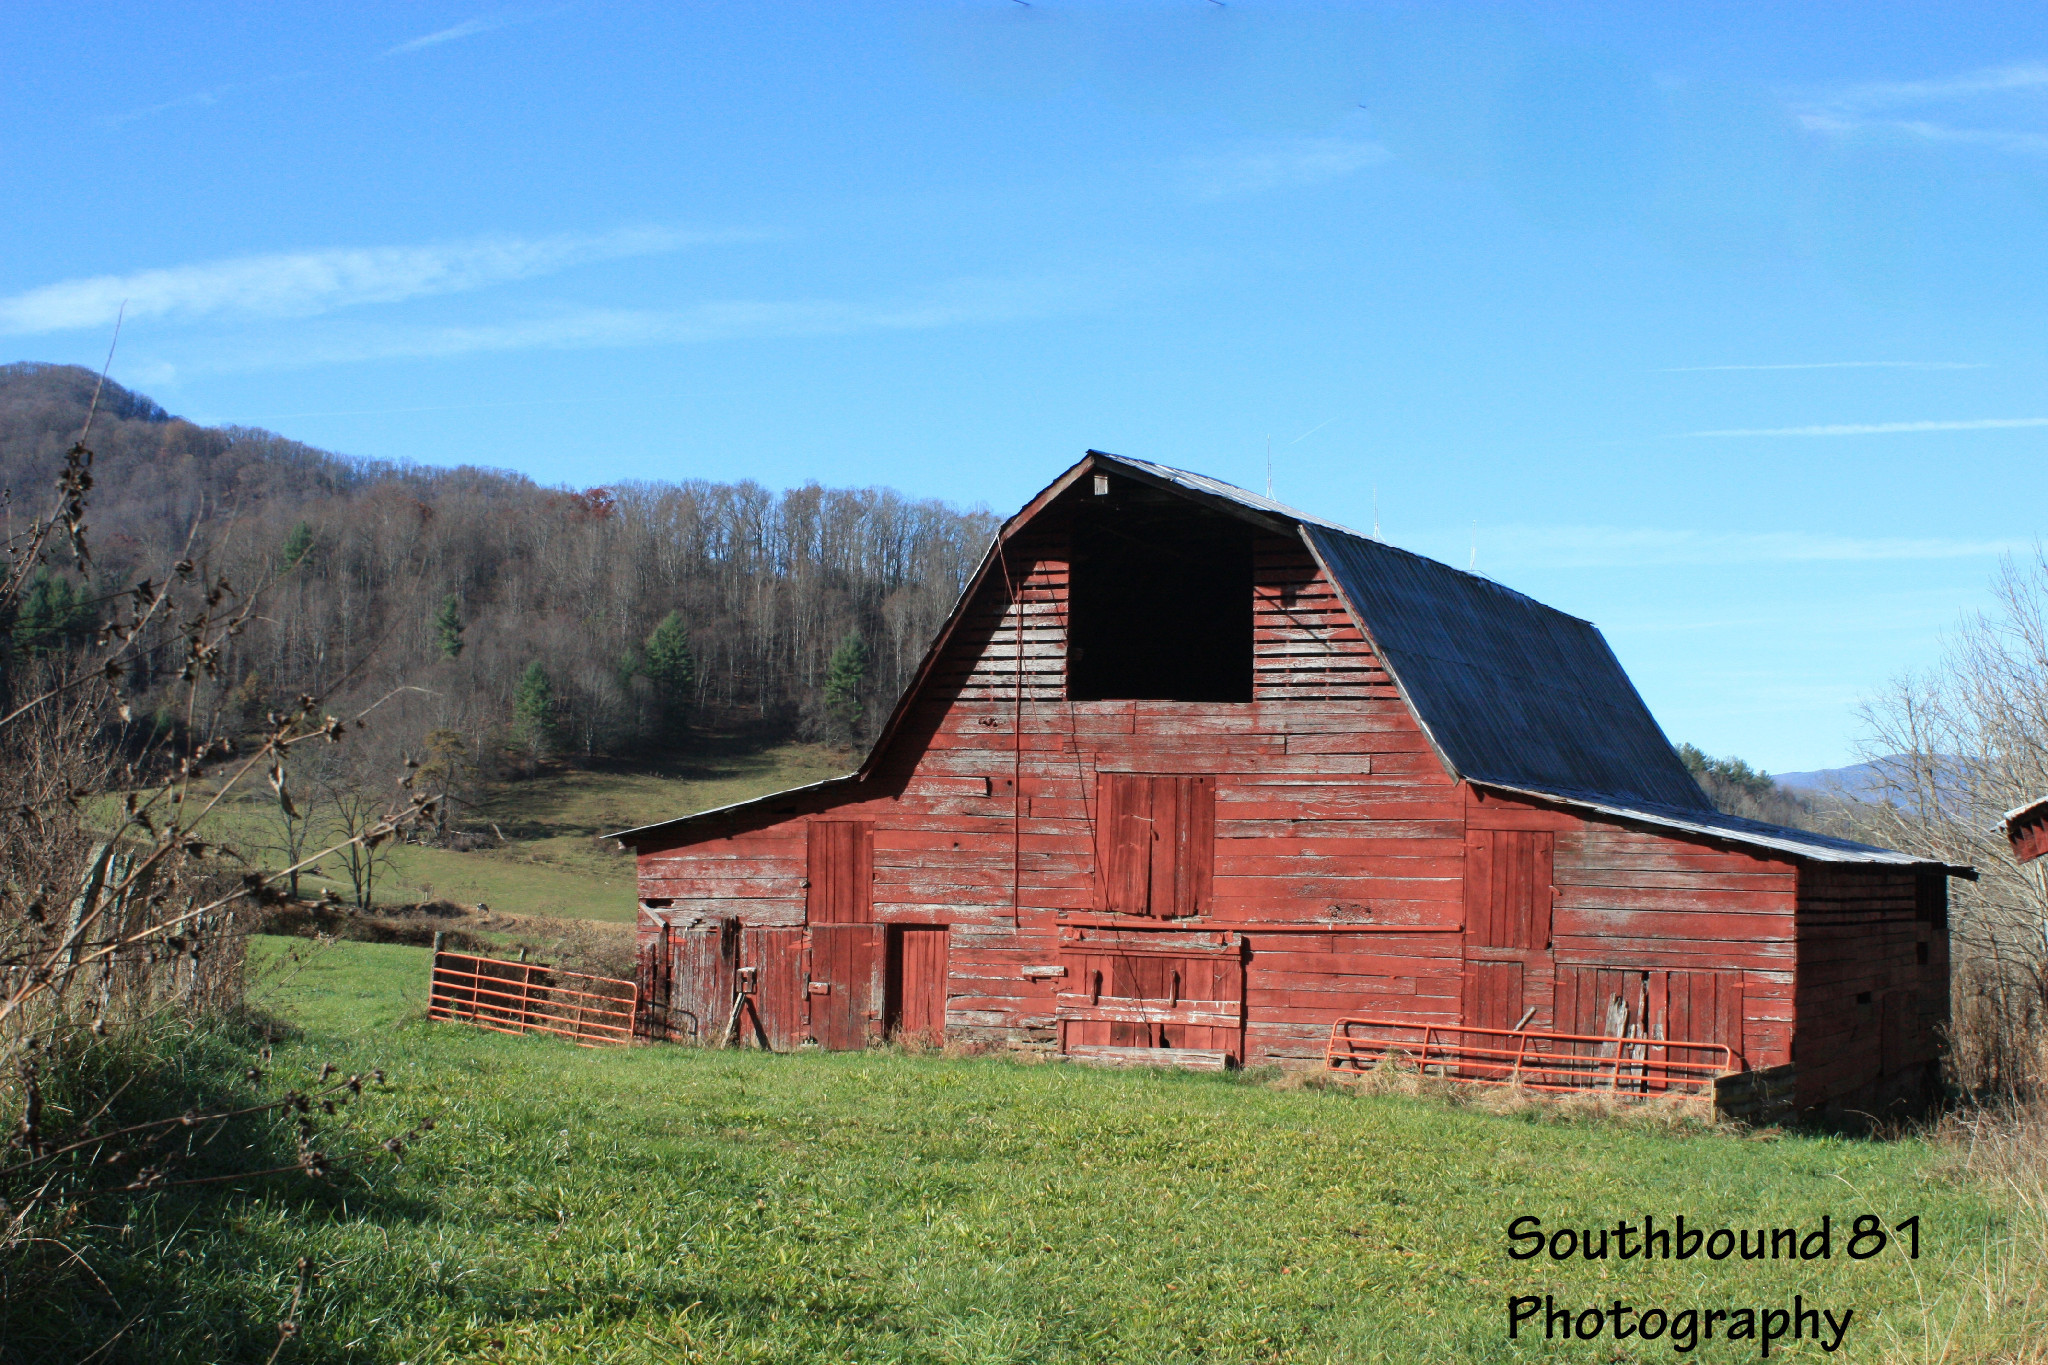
[1846,550,2048,1094]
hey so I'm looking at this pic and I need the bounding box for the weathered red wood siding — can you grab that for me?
[1792,868,1947,1115]
[634,515,1812,1078]
[1464,788,1796,1070]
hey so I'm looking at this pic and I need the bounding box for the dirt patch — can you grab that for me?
[256,899,636,979]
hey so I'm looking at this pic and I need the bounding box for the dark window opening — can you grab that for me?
[1067,484,1252,701]
[1856,991,1873,1005]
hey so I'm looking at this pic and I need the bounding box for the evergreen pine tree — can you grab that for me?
[12,570,94,656]
[823,630,870,743]
[512,661,557,757]
[642,611,696,737]
[281,521,315,569]
[434,594,465,658]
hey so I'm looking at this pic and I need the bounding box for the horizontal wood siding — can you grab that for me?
[1468,787,1797,1072]
[1793,867,1945,1115]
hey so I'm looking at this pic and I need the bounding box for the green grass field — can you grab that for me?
[106,937,2029,1363]
[188,742,848,923]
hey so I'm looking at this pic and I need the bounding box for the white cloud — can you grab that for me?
[0,227,753,335]
[1681,417,2048,437]
[384,16,515,57]
[1819,63,2048,112]
[1660,361,1984,373]
[1480,525,2018,570]
[157,271,1109,372]
[1185,136,1388,199]
[1795,62,2048,156]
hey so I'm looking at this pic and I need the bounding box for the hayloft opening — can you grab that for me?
[1066,480,1252,701]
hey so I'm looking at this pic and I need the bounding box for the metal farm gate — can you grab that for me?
[427,949,636,1048]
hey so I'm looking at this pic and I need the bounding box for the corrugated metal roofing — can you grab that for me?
[1472,781,1951,869]
[1304,523,1714,813]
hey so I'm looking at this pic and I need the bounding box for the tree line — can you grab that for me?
[0,363,997,796]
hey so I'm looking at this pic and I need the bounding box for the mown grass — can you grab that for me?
[62,938,2028,1363]
[170,741,848,923]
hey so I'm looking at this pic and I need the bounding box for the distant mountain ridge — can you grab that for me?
[1775,756,1943,802]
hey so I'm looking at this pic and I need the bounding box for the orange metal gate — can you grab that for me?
[428,950,635,1048]
[1325,1016,1733,1096]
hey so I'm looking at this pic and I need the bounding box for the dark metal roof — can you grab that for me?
[1304,524,1714,813]
[1474,782,1970,872]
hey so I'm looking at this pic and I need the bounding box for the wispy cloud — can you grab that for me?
[102,88,227,128]
[1681,417,2048,437]
[384,15,519,57]
[1820,63,2048,111]
[0,227,754,335]
[1481,524,2018,570]
[1796,61,2048,156]
[1185,136,1388,199]
[157,271,1111,373]
[1661,361,1986,373]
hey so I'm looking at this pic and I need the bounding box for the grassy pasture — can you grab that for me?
[179,742,848,923]
[69,937,2023,1363]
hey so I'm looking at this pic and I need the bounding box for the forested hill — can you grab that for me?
[0,361,996,776]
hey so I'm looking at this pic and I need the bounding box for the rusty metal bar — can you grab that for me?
[1324,1016,1732,1097]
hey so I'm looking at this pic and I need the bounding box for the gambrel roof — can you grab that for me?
[613,452,1958,872]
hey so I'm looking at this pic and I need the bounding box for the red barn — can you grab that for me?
[614,453,1966,1120]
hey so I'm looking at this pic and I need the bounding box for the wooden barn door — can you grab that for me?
[661,917,739,1045]
[885,926,949,1042]
[741,925,807,1051]
[810,926,883,1049]
[1554,966,1746,1080]
[1058,939,1245,1066]
[806,820,879,1050]
[1462,830,1553,1036]
[1098,774,1215,919]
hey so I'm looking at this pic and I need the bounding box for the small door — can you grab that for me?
[1461,829,1553,1038]
[1554,965,1745,1079]
[886,925,949,1042]
[807,820,874,924]
[1465,830,1554,950]
[1462,960,1525,1033]
[1057,941,1246,1063]
[809,924,883,1050]
[664,917,738,1045]
[742,926,807,1051]
[1098,774,1215,918]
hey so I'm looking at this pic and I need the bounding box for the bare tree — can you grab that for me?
[1848,550,2048,1093]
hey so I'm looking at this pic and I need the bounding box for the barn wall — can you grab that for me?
[1465,789,1797,1070]
[638,529,1472,1063]
[1792,867,1948,1116]
[632,513,1813,1079]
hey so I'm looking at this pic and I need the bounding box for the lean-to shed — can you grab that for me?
[613,452,1967,1120]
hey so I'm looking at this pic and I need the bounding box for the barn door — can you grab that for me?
[807,820,874,924]
[661,917,739,1045]
[1098,774,1215,918]
[1554,966,1745,1083]
[1461,830,1553,1036]
[809,925,883,1050]
[885,925,949,1042]
[1057,939,1245,1066]
[741,925,807,1051]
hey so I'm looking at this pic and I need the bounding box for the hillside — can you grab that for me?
[1,359,993,793]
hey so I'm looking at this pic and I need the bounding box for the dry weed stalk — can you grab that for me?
[0,398,435,1310]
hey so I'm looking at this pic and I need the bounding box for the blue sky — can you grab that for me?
[7,3,2048,774]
